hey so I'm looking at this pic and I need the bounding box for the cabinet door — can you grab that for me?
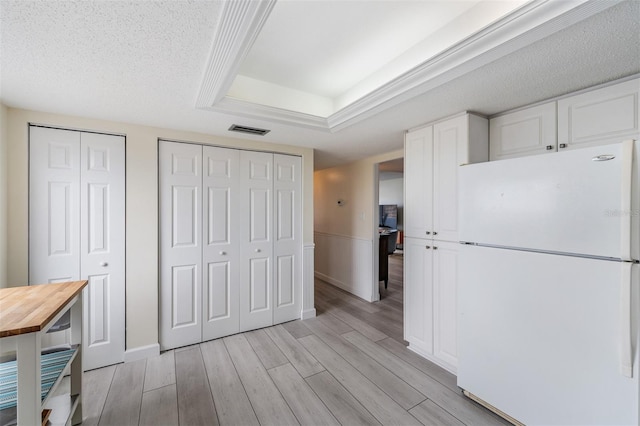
[404,126,433,238]
[558,78,640,150]
[432,240,459,372]
[239,151,274,331]
[272,154,302,324]
[80,132,126,370]
[202,146,240,341]
[433,115,469,243]
[403,237,433,355]
[159,141,203,350]
[489,102,557,161]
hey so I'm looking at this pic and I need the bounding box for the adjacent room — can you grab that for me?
[1,1,639,425]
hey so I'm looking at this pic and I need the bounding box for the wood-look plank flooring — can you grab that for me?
[78,252,508,425]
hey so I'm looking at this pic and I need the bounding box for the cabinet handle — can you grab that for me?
[219,251,226,255]
[546,145,553,150]
[559,143,567,149]
[425,245,431,249]
[255,249,261,253]
[426,231,431,235]
[433,231,438,236]
[433,246,438,250]
[100,262,108,267]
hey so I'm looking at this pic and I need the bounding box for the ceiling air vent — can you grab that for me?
[228,124,271,136]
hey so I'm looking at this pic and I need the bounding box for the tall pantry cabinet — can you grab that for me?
[159,141,302,350]
[404,113,488,373]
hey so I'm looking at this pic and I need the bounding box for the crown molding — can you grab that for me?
[197,0,624,132]
[210,97,330,131]
[196,0,277,108]
[327,0,622,131]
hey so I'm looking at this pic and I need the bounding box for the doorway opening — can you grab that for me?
[376,158,404,306]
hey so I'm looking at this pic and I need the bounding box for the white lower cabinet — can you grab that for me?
[159,140,302,350]
[404,238,459,373]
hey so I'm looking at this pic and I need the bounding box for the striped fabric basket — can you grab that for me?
[0,348,76,410]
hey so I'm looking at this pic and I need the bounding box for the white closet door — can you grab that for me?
[202,146,240,340]
[80,132,126,370]
[272,154,302,324]
[30,126,125,370]
[239,151,273,331]
[29,126,81,284]
[159,141,203,350]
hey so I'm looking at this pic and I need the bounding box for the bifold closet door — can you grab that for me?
[238,153,302,329]
[159,142,203,350]
[273,154,302,324]
[239,151,274,331]
[29,126,125,371]
[159,141,302,349]
[202,146,240,341]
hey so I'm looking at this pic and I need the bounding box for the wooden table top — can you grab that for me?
[0,281,87,338]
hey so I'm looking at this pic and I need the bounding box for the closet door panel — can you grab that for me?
[80,132,125,369]
[240,151,273,331]
[29,126,81,284]
[159,141,202,350]
[273,154,302,323]
[30,126,126,369]
[202,146,240,340]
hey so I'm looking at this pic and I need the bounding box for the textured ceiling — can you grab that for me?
[1,0,639,170]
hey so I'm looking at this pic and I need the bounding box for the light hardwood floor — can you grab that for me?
[70,252,508,425]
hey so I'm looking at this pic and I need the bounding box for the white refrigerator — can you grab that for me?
[457,139,639,425]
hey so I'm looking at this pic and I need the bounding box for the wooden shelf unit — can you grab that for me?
[0,281,87,425]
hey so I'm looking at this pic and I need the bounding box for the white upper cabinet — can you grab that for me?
[489,102,557,161]
[404,113,488,242]
[489,77,640,160]
[558,78,640,150]
[404,125,433,239]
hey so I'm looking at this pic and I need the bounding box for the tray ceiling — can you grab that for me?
[2,0,638,169]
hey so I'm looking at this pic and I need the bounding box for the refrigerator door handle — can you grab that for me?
[620,139,634,262]
[620,262,633,378]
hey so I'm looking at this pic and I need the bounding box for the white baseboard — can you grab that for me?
[314,271,343,288]
[124,343,160,362]
[301,308,316,320]
[407,343,457,375]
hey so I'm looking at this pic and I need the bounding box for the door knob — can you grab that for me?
[100,262,108,267]
[219,251,226,255]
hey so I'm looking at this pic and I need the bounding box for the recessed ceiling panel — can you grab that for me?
[232,0,529,116]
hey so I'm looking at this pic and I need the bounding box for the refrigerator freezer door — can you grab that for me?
[459,140,638,260]
[458,245,640,425]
